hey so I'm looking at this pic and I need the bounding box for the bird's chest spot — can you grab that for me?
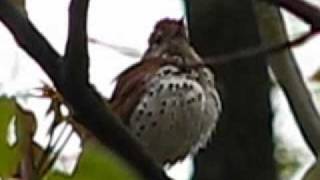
[127,65,220,163]
[129,66,209,137]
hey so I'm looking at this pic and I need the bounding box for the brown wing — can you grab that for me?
[110,58,166,124]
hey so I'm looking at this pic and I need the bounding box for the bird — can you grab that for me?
[109,18,222,165]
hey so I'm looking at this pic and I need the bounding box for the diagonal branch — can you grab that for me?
[257,0,320,156]
[277,0,320,30]
[61,1,168,179]
[201,0,320,156]
[200,30,316,66]
[0,0,61,83]
[0,0,169,179]
[270,0,320,156]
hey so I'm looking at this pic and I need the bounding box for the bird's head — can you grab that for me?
[143,18,203,65]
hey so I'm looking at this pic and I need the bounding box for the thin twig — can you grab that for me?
[184,30,318,69]
[89,38,141,58]
[39,128,73,177]
[37,123,69,175]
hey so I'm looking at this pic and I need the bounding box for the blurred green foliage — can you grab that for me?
[275,146,301,180]
[48,142,141,180]
[0,96,141,179]
[0,97,20,178]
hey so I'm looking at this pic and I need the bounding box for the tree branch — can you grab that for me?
[199,0,320,156]
[277,0,320,30]
[64,0,89,84]
[0,0,61,83]
[61,1,169,179]
[199,30,315,67]
[0,0,169,179]
[200,0,320,156]
[256,0,320,156]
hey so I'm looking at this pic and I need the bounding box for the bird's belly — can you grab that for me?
[128,74,220,164]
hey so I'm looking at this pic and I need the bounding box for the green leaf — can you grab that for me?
[0,97,19,178]
[47,142,141,180]
[0,97,39,179]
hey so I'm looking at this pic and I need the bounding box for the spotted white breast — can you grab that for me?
[128,64,221,164]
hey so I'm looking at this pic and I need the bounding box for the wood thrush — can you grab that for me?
[110,18,221,165]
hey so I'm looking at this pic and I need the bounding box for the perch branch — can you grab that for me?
[60,1,168,179]
[0,0,169,179]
